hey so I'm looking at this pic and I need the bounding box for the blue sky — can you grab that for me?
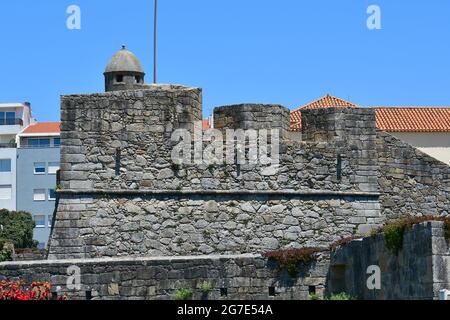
[0,0,449,121]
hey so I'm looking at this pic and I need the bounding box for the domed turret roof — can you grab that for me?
[104,45,144,73]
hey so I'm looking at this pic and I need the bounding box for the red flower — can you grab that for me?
[0,279,67,300]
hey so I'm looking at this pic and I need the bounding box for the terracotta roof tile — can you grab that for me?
[374,107,450,132]
[202,119,211,130]
[290,95,450,133]
[290,95,357,131]
[22,122,61,134]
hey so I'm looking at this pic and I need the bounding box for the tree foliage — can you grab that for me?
[0,209,38,249]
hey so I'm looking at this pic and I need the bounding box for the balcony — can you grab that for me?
[0,118,23,126]
[20,144,56,149]
[0,142,17,148]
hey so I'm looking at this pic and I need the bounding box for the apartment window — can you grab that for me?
[34,215,46,228]
[0,112,16,125]
[33,189,46,201]
[48,162,60,174]
[48,189,56,201]
[0,159,11,172]
[48,215,53,227]
[34,162,46,174]
[28,138,51,148]
[0,185,12,200]
[53,138,61,147]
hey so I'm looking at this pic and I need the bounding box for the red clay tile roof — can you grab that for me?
[22,122,61,134]
[202,119,211,130]
[374,107,450,132]
[290,95,357,131]
[297,95,357,110]
[290,95,450,133]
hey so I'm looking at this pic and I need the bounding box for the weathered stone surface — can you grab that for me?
[39,84,450,301]
[0,254,330,301]
[330,222,450,300]
[48,194,379,259]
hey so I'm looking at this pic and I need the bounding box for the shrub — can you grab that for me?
[263,247,325,277]
[0,280,67,300]
[0,249,12,263]
[329,292,353,300]
[309,293,321,300]
[0,209,38,249]
[0,240,14,262]
[174,288,193,300]
[200,281,212,294]
[381,216,450,255]
[329,236,363,252]
[383,222,405,255]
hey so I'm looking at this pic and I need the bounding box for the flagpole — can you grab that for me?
[153,0,157,83]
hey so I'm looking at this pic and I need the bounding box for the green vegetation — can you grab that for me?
[380,216,450,255]
[174,288,193,300]
[200,281,212,294]
[0,247,12,262]
[0,209,38,249]
[329,292,353,300]
[383,222,405,255]
[330,216,450,256]
[309,293,321,300]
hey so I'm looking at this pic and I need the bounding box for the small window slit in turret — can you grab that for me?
[115,148,121,176]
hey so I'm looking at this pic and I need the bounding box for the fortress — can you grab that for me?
[1,46,449,300]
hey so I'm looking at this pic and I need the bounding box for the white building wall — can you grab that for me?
[0,103,32,137]
[391,132,450,166]
[0,148,17,211]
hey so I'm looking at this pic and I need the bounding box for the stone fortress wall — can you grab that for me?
[47,86,450,260]
[2,45,450,299]
[0,85,449,299]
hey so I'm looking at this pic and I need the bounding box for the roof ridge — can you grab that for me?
[291,94,358,113]
[371,106,450,109]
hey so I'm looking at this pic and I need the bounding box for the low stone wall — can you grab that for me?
[13,249,47,261]
[0,254,329,300]
[329,221,450,300]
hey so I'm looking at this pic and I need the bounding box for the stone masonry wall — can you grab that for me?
[48,193,379,259]
[302,108,379,194]
[60,99,377,194]
[50,91,386,259]
[329,221,450,300]
[214,104,291,138]
[377,131,450,218]
[59,86,202,191]
[50,85,450,261]
[0,254,329,300]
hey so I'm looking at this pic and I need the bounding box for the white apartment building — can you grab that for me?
[0,102,33,210]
